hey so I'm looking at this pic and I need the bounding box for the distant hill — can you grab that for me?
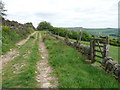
[62,27,83,30]
[62,27,118,37]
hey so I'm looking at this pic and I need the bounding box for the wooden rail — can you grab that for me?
[90,35,110,63]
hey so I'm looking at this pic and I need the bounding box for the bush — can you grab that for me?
[2,26,10,32]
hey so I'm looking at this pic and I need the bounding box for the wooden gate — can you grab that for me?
[90,36,110,63]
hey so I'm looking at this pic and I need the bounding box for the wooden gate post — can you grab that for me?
[90,40,94,62]
[103,36,110,58]
[90,35,96,63]
[77,30,82,51]
[76,34,79,43]
[90,41,96,63]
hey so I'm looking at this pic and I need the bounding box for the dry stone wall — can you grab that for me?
[2,17,35,30]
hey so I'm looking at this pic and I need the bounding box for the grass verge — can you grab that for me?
[2,26,34,55]
[43,32,120,88]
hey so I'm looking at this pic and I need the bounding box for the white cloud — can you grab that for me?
[3,0,119,28]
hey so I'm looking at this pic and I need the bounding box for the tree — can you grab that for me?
[24,22,33,26]
[24,22,36,30]
[0,1,7,17]
[81,31,92,41]
[37,21,52,30]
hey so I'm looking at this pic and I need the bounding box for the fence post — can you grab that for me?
[90,40,94,61]
[78,30,82,44]
[103,36,110,58]
[58,31,59,36]
[76,34,79,43]
[90,40,96,63]
[65,31,68,43]
[90,35,96,63]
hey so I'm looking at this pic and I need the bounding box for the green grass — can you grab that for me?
[43,32,120,88]
[109,45,119,61]
[2,26,34,55]
[2,32,41,88]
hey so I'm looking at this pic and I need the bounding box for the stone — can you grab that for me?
[102,56,113,66]
[105,59,113,72]
[113,64,120,76]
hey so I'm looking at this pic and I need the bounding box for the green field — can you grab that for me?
[83,28,118,37]
[64,27,118,38]
[43,32,120,88]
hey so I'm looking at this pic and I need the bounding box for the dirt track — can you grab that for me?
[36,33,58,88]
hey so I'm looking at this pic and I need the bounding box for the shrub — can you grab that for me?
[2,26,10,32]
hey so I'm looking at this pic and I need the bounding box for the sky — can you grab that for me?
[3,0,119,28]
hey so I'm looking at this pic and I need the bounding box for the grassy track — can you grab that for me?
[2,31,41,88]
[2,27,33,55]
[43,32,120,88]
